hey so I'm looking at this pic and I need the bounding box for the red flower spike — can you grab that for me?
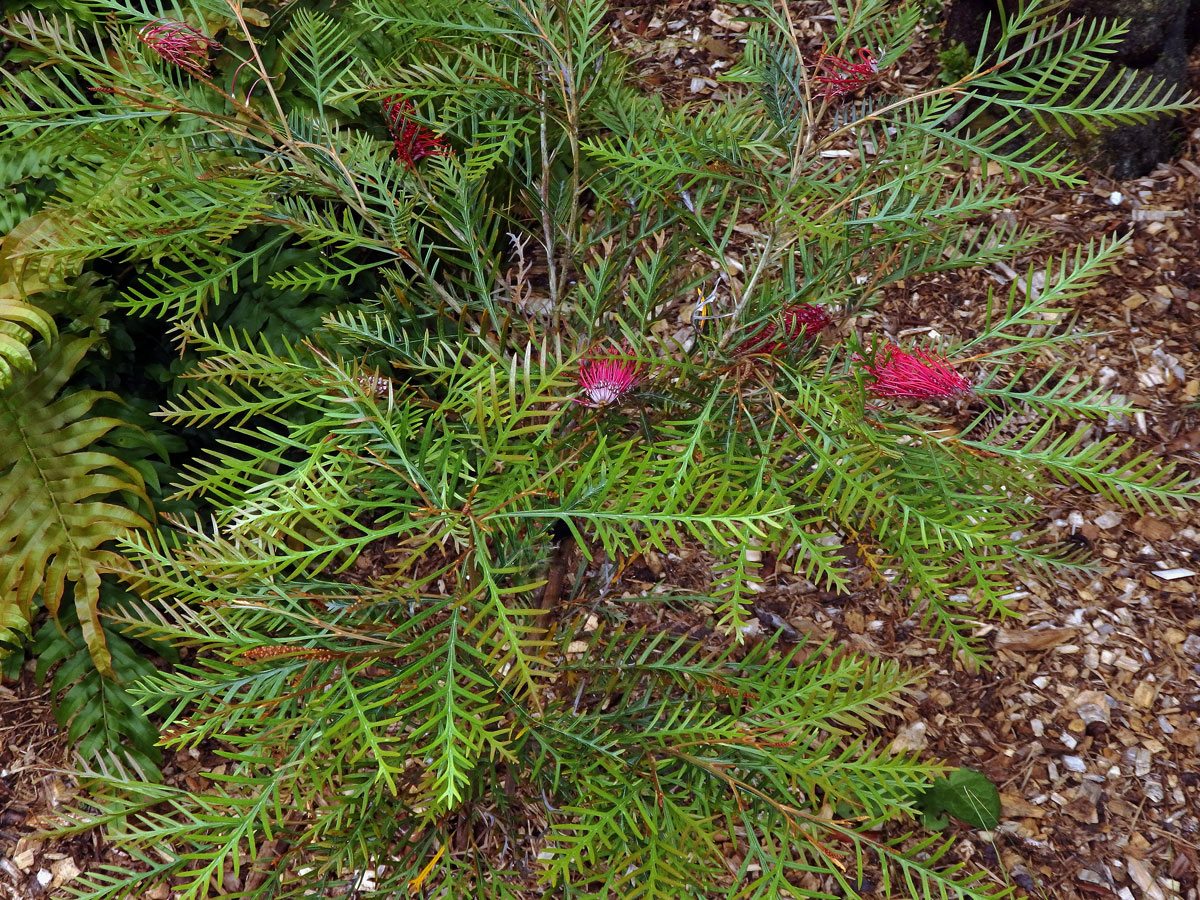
[735,303,831,356]
[137,19,220,78]
[382,95,449,168]
[814,48,879,100]
[575,346,644,408]
[859,344,973,401]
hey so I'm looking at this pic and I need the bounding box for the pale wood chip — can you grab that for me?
[995,627,1077,651]
[1132,515,1174,541]
[999,792,1046,819]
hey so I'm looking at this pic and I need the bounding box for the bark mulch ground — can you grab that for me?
[604,4,1200,899]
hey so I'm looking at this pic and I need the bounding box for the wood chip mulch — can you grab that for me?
[601,4,1200,899]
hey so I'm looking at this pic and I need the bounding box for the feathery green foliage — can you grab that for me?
[1,0,1196,896]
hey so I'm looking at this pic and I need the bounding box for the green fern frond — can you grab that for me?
[0,294,57,387]
[0,338,151,674]
[32,593,164,775]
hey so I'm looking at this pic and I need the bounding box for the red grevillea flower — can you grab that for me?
[735,303,832,356]
[814,48,879,99]
[575,346,643,408]
[382,96,449,168]
[858,344,973,400]
[137,19,220,77]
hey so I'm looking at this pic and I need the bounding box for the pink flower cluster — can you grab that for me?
[575,346,644,408]
[814,48,879,100]
[382,96,449,169]
[572,303,973,409]
[137,19,220,78]
[858,344,973,401]
[734,303,831,356]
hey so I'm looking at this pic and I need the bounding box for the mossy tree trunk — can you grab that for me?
[946,0,1200,176]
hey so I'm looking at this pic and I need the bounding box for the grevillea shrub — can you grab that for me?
[1,0,1197,897]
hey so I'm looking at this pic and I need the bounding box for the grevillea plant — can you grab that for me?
[575,344,644,407]
[137,18,220,77]
[734,302,832,355]
[1,0,1197,898]
[858,343,975,401]
[381,94,450,167]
